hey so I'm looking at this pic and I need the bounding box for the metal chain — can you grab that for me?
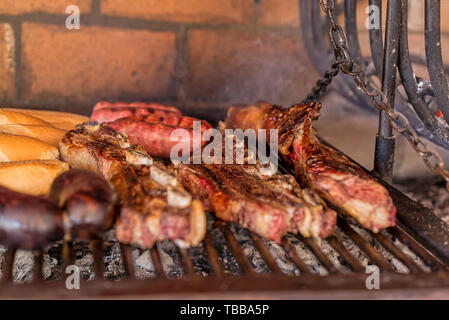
[316,0,449,190]
[305,60,342,102]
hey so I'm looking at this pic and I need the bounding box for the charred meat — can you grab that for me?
[59,122,206,249]
[226,101,396,233]
[175,125,337,242]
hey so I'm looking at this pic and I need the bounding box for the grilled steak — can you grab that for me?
[175,125,337,242]
[59,122,206,248]
[226,101,397,233]
[90,101,212,158]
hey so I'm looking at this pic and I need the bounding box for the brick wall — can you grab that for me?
[0,0,313,119]
[0,0,448,120]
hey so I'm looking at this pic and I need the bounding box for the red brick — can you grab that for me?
[0,23,15,100]
[101,0,253,24]
[186,30,318,106]
[0,0,91,14]
[21,23,176,105]
[259,0,300,27]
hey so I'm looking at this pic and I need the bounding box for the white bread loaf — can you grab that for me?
[0,160,69,196]
[0,124,67,146]
[0,133,59,161]
[0,110,53,126]
[1,108,89,131]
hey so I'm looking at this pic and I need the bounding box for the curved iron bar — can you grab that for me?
[344,0,364,65]
[398,0,449,146]
[368,0,383,78]
[304,0,372,109]
[425,0,449,124]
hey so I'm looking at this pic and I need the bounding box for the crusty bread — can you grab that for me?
[0,110,54,126]
[1,108,89,131]
[0,160,69,196]
[0,133,59,161]
[0,124,67,146]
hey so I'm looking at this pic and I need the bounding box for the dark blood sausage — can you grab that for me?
[49,169,116,240]
[0,186,64,250]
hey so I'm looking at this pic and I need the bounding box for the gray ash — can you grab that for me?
[103,229,126,280]
[157,240,184,278]
[209,227,241,275]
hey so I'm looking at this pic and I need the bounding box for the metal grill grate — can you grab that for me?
[0,193,448,299]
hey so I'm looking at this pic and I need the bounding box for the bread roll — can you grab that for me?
[0,124,66,146]
[0,133,59,161]
[0,160,69,196]
[0,110,53,126]
[1,108,88,131]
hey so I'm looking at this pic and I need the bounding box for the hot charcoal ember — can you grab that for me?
[59,122,206,249]
[91,101,213,158]
[176,128,336,243]
[226,101,397,233]
[188,243,211,277]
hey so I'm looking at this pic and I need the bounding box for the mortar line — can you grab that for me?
[0,13,300,35]
[10,20,22,101]
[173,25,189,104]
[91,0,101,17]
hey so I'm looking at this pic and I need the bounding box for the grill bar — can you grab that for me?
[389,226,448,272]
[179,248,196,277]
[327,236,365,273]
[121,245,135,278]
[339,220,394,272]
[203,234,225,277]
[303,238,338,274]
[32,251,44,283]
[150,246,166,278]
[251,235,283,274]
[282,240,312,275]
[90,240,105,280]
[217,222,255,275]
[372,233,421,274]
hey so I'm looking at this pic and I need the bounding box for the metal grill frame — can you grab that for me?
[0,156,448,300]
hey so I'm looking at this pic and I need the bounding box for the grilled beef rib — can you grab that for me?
[226,101,396,233]
[175,124,337,242]
[59,122,206,248]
